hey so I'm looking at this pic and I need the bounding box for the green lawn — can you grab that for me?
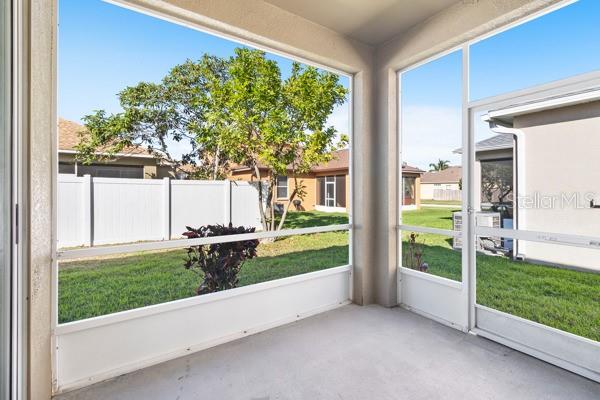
[402,208,600,341]
[60,209,600,342]
[59,211,349,323]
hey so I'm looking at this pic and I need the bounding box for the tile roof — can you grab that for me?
[454,134,514,154]
[421,166,462,184]
[474,134,514,151]
[402,164,425,175]
[231,148,423,175]
[311,149,349,172]
[58,118,154,157]
[230,149,351,173]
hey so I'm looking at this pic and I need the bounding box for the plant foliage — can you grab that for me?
[403,233,427,272]
[429,159,450,171]
[183,224,259,295]
[77,48,348,229]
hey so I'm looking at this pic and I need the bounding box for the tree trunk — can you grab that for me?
[268,175,276,231]
[277,188,297,232]
[277,176,301,232]
[253,164,269,232]
[211,147,221,180]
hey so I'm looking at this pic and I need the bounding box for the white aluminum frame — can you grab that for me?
[467,73,600,382]
[10,0,26,397]
[52,1,356,389]
[57,223,351,261]
[397,0,600,382]
[53,0,355,317]
[397,45,468,331]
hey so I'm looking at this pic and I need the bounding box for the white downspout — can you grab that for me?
[487,119,525,258]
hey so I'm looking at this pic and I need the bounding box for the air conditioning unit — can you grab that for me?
[453,212,501,251]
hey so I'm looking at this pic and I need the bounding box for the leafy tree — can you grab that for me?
[77,54,231,179]
[429,159,450,171]
[77,48,348,231]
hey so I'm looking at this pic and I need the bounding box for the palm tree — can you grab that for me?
[429,159,450,171]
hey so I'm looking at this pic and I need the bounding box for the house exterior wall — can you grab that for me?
[514,101,600,271]
[230,169,346,212]
[59,152,163,179]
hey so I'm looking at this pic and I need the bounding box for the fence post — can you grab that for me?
[162,177,171,240]
[224,179,232,226]
[82,174,92,247]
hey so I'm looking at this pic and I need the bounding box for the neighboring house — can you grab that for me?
[230,149,424,212]
[58,118,185,179]
[474,91,600,271]
[401,163,425,210]
[471,133,514,211]
[420,166,462,201]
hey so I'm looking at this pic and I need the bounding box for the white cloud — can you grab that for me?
[401,105,462,170]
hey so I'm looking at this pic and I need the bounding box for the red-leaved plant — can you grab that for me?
[183,224,259,295]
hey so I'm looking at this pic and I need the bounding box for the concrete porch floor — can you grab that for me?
[55,305,600,400]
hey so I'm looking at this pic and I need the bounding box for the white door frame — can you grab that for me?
[398,37,600,385]
[467,72,600,382]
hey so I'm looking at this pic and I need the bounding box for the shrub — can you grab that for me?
[183,224,259,295]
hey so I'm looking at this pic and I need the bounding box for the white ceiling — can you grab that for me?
[264,0,459,45]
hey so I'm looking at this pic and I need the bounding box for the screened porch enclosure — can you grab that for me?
[9,0,600,399]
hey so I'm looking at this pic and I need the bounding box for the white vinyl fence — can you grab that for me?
[58,175,263,248]
[433,188,462,202]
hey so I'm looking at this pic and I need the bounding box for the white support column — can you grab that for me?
[224,179,231,226]
[82,174,92,247]
[162,177,171,240]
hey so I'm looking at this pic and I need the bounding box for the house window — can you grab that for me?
[59,162,75,174]
[317,175,346,208]
[77,164,144,179]
[480,159,513,205]
[276,175,288,198]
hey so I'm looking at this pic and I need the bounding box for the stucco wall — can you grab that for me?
[28,0,55,398]
[230,170,350,212]
[514,101,600,271]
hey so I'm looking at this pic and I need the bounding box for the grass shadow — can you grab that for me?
[279,211,349,229]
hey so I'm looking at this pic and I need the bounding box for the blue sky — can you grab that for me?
[401,0,600,170]
[58,0,350,135]
[60,1,600,170]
